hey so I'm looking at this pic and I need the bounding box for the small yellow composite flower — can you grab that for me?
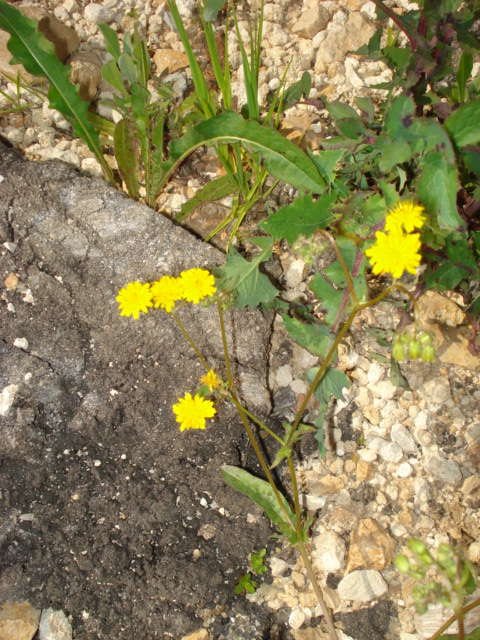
[179,268,216,304]
[201,369,221,391]
[365,227,422,279]
[151,275,183,313]
[116,281,153,319]
[384,200,426,234]
[172,392,216,431]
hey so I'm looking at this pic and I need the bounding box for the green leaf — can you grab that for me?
[235,573,257,595]
[390,358,410,390]
[355,96,375,123]
[213,236,278,308]
[310,273,344,327]
[203,0,227,21]
[260,193,336,244]
[378,140,413,173]
[101,58,130,98]
[385,95,416,141]
[163,111,326,194]
[0,0,114,185]
[306,366,351,405]
[118,52,138,85]
[281,71,311,109]
[283,315,335,358]
[455,51,474,102]
[175,175,240,222]
[98,23,121,61]
[270,445,293,469]
[308,149,344,185]
[114,118,141,199]
[221,465,298,544]
[417,152,464,230]
[445,102,480,148]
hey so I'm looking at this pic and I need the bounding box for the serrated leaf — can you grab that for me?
[270,445,292,469]
[308,148,344,185]
[213,237,278,308]
[306,366,350,404]
[445,101,480,148]
[417,152,464,230]
[221,465,298,544]
[283,315,335,357]
[260,193,336,244]
[0,0,114,184]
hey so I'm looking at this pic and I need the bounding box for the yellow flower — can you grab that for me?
[385,200,426,234]
[201,370,221,391]
[179,268,216,304]
[172,392,216,431]
[365,227,422,278]
[151,276,183,313]
[116,281,152,319]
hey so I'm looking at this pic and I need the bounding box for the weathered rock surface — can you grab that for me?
[0,146,276,639]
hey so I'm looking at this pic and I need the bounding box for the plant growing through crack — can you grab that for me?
[116,201,441,639]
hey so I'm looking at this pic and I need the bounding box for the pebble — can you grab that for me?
[366,436,403,463]
[84,3,114,24]
[423,449,463,486]
[419,378,451,405]
[39,609,72,640]
[311,530,347,573]
[337,569,388,602]
[390,423,417,453]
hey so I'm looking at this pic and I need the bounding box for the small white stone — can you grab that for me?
[84,3,114,23]
[367,436,403,463]
[285,259,305,289]
[419,378,451,405]
[367,361,384,386]
[337,569,388,602]
[312,531,346,573]
[269,557,289,577]
[288,608,305,630]
[391,423,416,453]
[93,459,101,467]
[276,364,293,387]
[13,337,29,350]
[396,462,413,478]
[0,384,19,416]
[423,448,462,486]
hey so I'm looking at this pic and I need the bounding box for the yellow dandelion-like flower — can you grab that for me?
[201,370,221,391]
[365,227,422,279]
[384,200,426,234]
[179,268,216,304]
[116,281,152,319]
[172,392,216,431]
[151,276,183,313]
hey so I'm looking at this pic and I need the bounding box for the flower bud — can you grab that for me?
[392,339,407,362]
[408,538,434,565]
[394,554,411,574]
[421,344,435,363]
[408,339,422,359]
[418,332,432,346]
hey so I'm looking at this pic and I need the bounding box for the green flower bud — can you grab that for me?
[421,344,435,363]
[394,554,411,574]
[418,331,433,346]
[408,339,422,359]
[392,339,407,362]
[409,538,434,565]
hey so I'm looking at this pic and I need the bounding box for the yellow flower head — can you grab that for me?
[201,370,221,391]
[365,227,422,279]
[172,392,216,431]
[384,200,426,234]
[116,281,152,319]
[179,268,216,304]
[151,276,183,313]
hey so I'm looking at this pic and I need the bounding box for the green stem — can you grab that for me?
[287,284,397,447]
[427,597,480,640]
[172,310,210,371]
[216,301,296,532]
